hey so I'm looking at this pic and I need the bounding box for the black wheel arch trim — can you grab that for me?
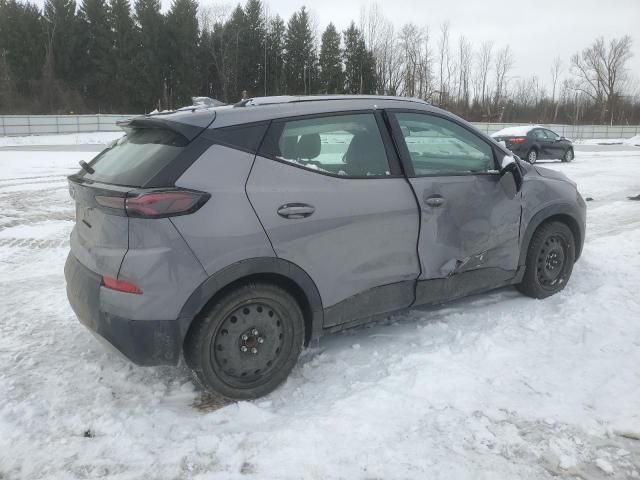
[519,203,585,267]
[177,257,324,346]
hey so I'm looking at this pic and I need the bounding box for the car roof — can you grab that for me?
[207,95,437,128]
[491,125,545,137]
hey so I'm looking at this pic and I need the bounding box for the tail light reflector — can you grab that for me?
[102,276,142,294]
[510,137,526,144]
[94,189,209,218]
[126,190,209,218]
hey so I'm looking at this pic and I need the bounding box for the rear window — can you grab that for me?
[79,128,188,186]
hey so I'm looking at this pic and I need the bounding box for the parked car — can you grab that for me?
[491,125,574,163]
[65,96,586,400]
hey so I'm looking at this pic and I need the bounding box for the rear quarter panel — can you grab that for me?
[171,145,275,276]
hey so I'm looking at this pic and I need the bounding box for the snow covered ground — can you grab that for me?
[575,136,640,147]
[0,141,639,479]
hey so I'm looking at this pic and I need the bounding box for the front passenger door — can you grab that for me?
[388,111,522,303]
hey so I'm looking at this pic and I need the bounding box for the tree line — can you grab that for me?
[0,0,638,125]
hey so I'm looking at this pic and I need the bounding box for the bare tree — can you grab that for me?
[493,45,513,119]
[456,36,472,112]
[550,56,563,122]
[436,21,451,106]
[473,41,493,116]
[570,35,633,124]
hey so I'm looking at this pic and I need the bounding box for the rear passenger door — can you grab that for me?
[247,112,421,327]
[388,111,522,304]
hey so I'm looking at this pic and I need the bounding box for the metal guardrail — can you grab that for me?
[0,114,638,139]
[0,114,134,136]
[471,122,640,140]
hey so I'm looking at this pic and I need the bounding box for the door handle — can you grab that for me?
[424,196,445,207]
[277,203,315,219]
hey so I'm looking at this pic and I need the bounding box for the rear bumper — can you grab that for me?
[64,253,181,366]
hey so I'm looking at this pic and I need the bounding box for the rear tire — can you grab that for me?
[517,221,575,299]
[562,148,574,162]
[184,282,305,400]
[527,148,538,164]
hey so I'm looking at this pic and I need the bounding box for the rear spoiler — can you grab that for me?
[116,109,217,141]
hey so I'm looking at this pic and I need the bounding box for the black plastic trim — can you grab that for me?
[323,280,415,328]
[176,257,324,344]
[201,121,270,155]
[518,203,586,265]
[65,253,181,366]
[413,267,520,307]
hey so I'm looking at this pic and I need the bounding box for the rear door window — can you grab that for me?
[259,114,392,177]
[78,128,188,186]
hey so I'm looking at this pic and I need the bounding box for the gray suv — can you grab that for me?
[65,96,586,399]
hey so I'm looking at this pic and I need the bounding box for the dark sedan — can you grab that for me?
[492,125,574,163]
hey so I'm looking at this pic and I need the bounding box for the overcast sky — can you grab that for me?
[260,0,640,89]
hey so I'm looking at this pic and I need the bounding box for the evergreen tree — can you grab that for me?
[319,23,342,94]
[110,0,137,111]
[0,0,45,100]
[78,0,113,110]
[241,0,265,96]
[222,5,246,101]
[43,0,81,90]
[265,15,285,95]
[343,22,376,94]
[284,6,317,95]
[197,27,216,99]
[134,0,165,111]
[166,0,199,108]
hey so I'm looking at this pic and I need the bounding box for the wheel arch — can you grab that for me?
[177,257,324,349]
[519,205,585,267]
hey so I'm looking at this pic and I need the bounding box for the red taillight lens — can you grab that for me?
[102,276,142,294]
[125,190,209,218]
[510,137,526,144]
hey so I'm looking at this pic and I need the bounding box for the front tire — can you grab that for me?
[185,283,305,400]
[517,221,575,299]
[562,148,574,162]
[527,148,538,164]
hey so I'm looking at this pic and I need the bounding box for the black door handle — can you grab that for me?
[424,196,445,207]
[277,203,315,219]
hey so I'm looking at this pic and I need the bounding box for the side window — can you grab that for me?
[394,113,495,175]
[533,129,547,139]
[544,129,559,140]
[259,114,391,177]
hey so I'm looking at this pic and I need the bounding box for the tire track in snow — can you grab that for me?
[0,237,69,249]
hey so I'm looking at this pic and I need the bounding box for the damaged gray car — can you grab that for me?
[65,95,586,399]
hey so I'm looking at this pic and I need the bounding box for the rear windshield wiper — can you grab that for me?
[79,160,95,175]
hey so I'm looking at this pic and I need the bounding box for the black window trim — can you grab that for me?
[385,108,501,179]
[256,109,404,180]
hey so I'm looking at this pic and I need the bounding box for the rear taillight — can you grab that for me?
[95,189,209,218]
[102,275,142,294]
[125,190,209,218]
[510,137,526,144]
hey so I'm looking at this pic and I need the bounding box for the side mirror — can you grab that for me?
[498,153,523,198]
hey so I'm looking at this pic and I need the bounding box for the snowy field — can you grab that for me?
[0,138,639,480]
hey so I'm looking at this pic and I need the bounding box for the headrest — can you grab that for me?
[280,135,299,159]
[296,133,321,159]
